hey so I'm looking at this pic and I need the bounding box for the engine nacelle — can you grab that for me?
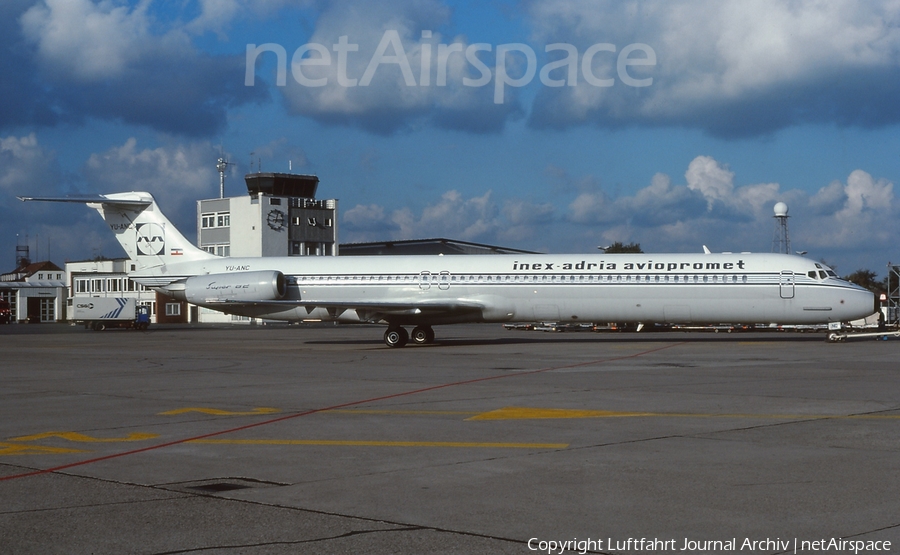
[165,270,286,304]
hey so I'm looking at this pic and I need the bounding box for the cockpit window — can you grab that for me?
[818,270,828,279]
[815,263,822,269]
[808,271,817,279]
[826,270,837,277]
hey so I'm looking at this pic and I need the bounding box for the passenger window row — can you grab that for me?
[293,274,753,284]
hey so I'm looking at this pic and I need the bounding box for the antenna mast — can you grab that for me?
[216,157,233,199]
[772,202,791,254]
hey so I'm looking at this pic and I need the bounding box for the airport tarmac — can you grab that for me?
[1,323,899,554]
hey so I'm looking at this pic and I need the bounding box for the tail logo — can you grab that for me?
[136,223,165,256]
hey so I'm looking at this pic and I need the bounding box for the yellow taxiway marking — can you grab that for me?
[468,407,655,420]
[467,407,900,421]
[158,407,281,416]
[190,439,568,449]
[9,432,159,443]
[327,409,479,416]
[0,442,86,456]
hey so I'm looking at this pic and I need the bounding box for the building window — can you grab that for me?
[202,212,230,228]
[203,244,230,256]
[40,298,55,322]
[165,303,181,317]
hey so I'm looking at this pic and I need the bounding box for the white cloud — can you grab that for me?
[526,0,900,136]
[16,0,264,136]
[500,198,555,232]
[332,159,895,271]
[397,190,498,240]
[568,190,617,225]
[186,0,242,36]
[0,133,117,265]
[342,203,398,241]
[685,156,735,208]
[186,0,315,36]
[0,133,58,196]
[342,189,501,243]
[800,169,896,249]
[21,0,158,81]
[274,0,521,133]
[83,138,221,232]
[554,157,899,272]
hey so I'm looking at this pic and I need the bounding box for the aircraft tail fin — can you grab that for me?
[18,192,216,271]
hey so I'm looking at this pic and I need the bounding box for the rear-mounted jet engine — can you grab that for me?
[163,270,286,304]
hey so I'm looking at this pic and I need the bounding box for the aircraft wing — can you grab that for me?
[212,298,486,322]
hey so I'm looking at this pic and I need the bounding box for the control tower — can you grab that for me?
[197,171,337,258]
[244,172,319,198]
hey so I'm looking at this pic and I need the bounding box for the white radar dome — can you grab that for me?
[773,202,789,217]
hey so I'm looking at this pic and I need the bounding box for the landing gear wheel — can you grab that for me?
[384,327,409,348]
[411,326,435,345]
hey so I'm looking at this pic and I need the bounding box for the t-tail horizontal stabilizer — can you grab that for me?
[18,192,216,268]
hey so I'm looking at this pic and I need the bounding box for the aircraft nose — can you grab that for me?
[840,287,875,321]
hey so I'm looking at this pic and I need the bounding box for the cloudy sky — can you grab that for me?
[3,0,900,276]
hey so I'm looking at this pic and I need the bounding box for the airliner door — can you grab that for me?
[419,271,432,290]
[439,271,450,290]
[779,270,795,299]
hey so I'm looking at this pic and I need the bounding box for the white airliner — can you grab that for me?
[20,192,874,347]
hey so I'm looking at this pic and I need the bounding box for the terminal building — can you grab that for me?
[0,260,67,323]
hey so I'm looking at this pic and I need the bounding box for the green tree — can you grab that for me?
[843,269,881,293]
[603,242,643,253]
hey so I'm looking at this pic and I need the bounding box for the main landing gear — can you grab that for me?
[384,325,435,348]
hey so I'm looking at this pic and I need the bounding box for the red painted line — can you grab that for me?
[0,342,684,482]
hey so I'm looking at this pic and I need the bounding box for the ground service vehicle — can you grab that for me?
[73,297,150,331]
